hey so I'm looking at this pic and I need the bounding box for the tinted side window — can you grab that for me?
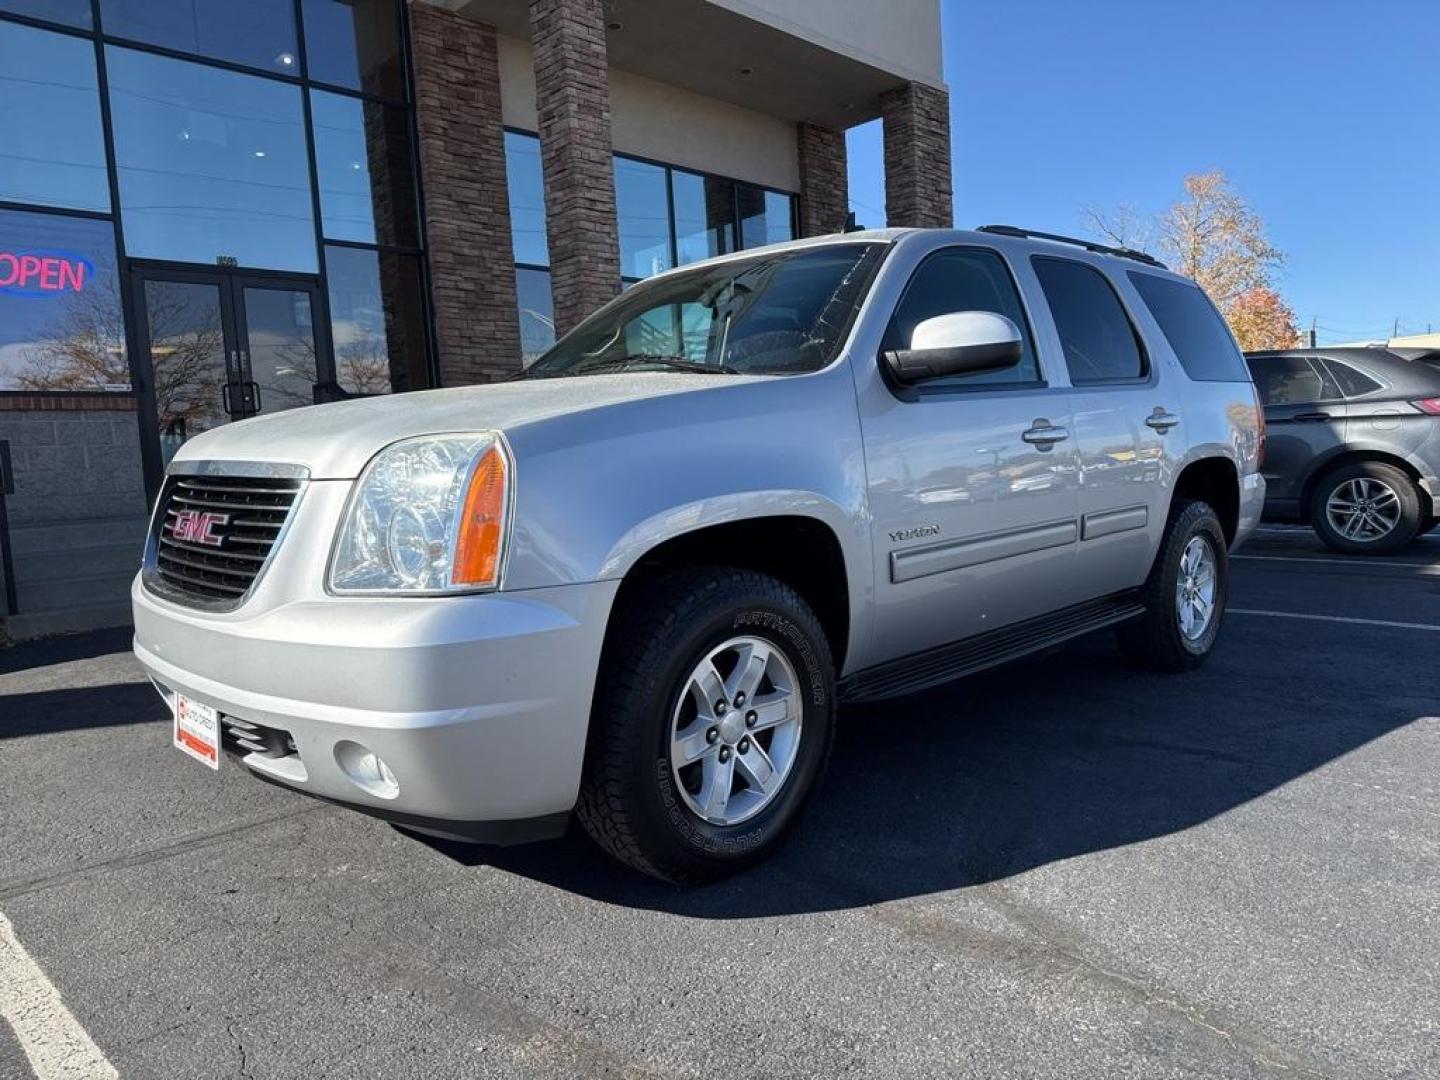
[1127,271,1248,381]
[1246,356,1340,405]
[883,248,1039,387]
[1032,257,1145,382]
[1320,359,1383,398]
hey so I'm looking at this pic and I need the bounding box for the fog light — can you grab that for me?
[334,740,400,800]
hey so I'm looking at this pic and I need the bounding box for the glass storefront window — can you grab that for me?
[0,0,91,28]
[311,90,418,247]
[107,46,317,272]
[0,21,109,212]
[0,208,127,391]
[505,131,548,269]
[99,0,299,75]
[615,157,671,280]
[515,267,554,365]
[739,185,794,249]
[672,170,736,266]
[302,0,403,100]
[324,244,429,395]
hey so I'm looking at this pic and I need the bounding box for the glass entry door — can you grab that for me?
[133,268,328,466]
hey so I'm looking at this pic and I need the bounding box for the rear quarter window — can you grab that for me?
[1319,359,1383,399]
[1127,272,1249,382]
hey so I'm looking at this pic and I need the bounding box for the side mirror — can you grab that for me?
[882,311,1024,385]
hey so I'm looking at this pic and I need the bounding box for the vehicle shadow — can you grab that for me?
[412,629,1422,916]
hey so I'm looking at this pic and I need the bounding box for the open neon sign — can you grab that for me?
[0,250,93,297]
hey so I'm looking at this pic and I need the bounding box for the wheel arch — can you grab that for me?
[602,511,854,673]
[1171,455,1240,545]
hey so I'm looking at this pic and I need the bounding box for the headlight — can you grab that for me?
[329,433,511,594]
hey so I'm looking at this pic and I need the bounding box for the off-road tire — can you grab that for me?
[1309,461,1423,555]
[575,567,836,883]
[1116,499,1228,672]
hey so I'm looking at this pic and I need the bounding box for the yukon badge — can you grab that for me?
[888,523,941,543]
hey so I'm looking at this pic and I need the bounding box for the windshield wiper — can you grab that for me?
[572,354,741,376]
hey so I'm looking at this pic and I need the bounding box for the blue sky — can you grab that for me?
[847,0,1439,344]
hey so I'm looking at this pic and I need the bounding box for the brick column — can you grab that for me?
[408,2,521,383]
[529,0,620,336]
[796,123,849,236]
[881,82,953,229]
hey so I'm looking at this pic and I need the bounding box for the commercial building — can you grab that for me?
[0,0,950,638]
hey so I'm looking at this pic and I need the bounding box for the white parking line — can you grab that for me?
[0,912,116,1080]
[1230,608,1440,632]
[1234,554,1440,572]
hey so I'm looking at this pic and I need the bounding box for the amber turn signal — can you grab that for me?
[451,444,508,586]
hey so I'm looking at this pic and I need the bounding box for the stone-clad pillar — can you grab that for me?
[796,122,849,236]
[881,82,953,229]
[408,2,522,382]
[529,0,621,336]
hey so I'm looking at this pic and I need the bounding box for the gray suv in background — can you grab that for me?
[133,227,1263,882]
[1246,347,1440,553]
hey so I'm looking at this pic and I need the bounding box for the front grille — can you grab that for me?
[145,471,304,610]
[222,716,297,759]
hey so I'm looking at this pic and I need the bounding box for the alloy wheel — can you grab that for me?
[669,635,803,826]
[1325,477,1401,542]
[1175,535,1217,641]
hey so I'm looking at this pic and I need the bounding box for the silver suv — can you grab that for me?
[133,227,1265,882]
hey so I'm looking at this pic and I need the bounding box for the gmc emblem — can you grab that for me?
[171,509,229,547]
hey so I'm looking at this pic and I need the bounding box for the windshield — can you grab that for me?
[520,243,883,379]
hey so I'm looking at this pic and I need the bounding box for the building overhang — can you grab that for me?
[450,0,941,129]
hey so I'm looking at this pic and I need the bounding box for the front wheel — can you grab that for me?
[1116,499,1228,672]
[576,568,835,883]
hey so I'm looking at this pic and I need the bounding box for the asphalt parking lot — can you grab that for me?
[1,526,1436,1080]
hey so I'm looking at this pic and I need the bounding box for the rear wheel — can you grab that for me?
[1116,498,1228,672]
[1310,461,1422,555]
[576,567,835,883]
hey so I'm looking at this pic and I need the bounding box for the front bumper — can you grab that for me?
[133,570,618,838]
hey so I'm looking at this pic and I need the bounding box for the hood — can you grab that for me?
[171,373,765,479]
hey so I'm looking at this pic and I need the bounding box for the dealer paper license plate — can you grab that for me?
[174,693,220,770]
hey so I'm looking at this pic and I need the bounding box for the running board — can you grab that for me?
[839,592,1145,703]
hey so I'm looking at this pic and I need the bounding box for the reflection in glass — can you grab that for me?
[243,287,318,413]
[515,267,554,365]
[0,0,91,28]
[615,157,671,280]
[100,0,298,74]
[107,46,317,272]
[672,170,735,265]
[142,279,230,464]
[310,89,417,247]
[0,21,109,211]
[739,186,794,249]
[324,244,430,395]
[505,131,548,268]
[0,209,127,391]
[302,0,403,99]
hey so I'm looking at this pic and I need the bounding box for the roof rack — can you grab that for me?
[976,224,1167,269]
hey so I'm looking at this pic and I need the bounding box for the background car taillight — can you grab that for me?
[1411,397,1440,415]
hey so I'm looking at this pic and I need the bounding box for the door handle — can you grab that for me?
[1022,422,1070,448]
[222,383,244,414]
[244,380,262,412]
[1291,411,1331,423]
[1145,409,1181,432]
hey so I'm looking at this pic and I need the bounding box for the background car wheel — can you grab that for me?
[1309,461,1422,555]
[576,567,835,883]
[1116,498,1228,673]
